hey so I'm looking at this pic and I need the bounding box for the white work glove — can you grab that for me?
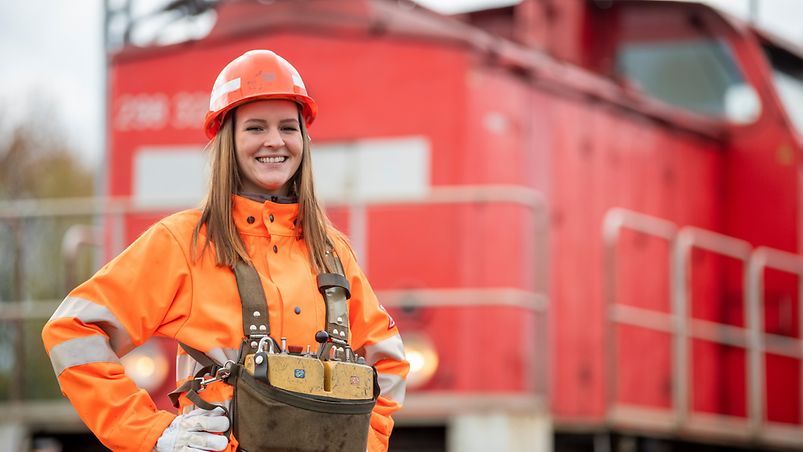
[154,407,230,451]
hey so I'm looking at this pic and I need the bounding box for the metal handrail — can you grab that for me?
[333,184,551,400]
[746,246,803,440]
[602,208,677,422]
[1,185,551,407]
[0,196,201,219]
[603,207,803,447]
[0,185,548,271]
[610,306,801,358]
[326,184,549,293]
[673,227,752,429]
[378,288,548,312]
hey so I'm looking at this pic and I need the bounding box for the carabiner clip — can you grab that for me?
[257,337,275,354]
[196,360,235,389]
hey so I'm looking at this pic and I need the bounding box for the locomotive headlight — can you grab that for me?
[403,334,439,389]
[121,340,170,392]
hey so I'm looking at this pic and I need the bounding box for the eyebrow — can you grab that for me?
[241,117,299,125]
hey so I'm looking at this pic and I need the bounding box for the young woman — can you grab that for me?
[42,49,409,452]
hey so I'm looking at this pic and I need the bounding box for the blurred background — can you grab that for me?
[2,0,803,451]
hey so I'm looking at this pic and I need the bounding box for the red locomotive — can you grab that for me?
[105,0,803,450]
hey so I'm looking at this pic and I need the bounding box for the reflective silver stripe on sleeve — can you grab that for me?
[49,335,120,376]
[364,335,407,403]
[378,372,406,405]
[176,353,201,380]
[49,296,135,357]
[363,334,405,366]
[176,347,239,381]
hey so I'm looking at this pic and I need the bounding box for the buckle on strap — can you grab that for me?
[194,360,235,389]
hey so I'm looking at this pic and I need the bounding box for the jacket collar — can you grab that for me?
[232,195,299,238]
[238,192,298,204]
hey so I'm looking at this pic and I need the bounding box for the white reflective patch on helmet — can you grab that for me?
[209,77,241,110]
[291,73,306,90]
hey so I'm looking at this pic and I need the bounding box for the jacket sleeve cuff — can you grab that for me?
[142,411,177,452]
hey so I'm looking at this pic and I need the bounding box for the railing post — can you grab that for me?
[61,225,102,292]
[601,208,677,423]
[348,202,368,269]
[671,230,690,429]
[800,265,803,443]
[9,218,26,401]
[746,246,803,441]
[746,249,765,436]
[602,209,623,419]
[674,228,752,431]
[111,202,125,257]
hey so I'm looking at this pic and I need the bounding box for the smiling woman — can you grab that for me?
[41,49,409,452]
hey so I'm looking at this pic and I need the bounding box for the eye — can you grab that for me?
[281,125,299,132]
[245,126,263,132]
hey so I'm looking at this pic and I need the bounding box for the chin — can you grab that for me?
[259,184,288,195]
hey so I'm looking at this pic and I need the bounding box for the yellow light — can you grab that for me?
[121,340,170,392]
[403,334,439,389]
[407,349,427,374]
[132,355,156,377]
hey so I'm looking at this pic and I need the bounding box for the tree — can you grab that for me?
[0,101,94,200]
[0,98,96,401]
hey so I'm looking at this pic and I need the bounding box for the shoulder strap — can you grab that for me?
[317,250,352,347]
[233,260,271,352]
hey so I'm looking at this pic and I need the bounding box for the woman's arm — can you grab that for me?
[42,222,193,452]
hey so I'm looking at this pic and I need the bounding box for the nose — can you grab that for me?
[262,127,284,148]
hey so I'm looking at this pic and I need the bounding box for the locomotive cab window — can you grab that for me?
[610,4,761,124]
[763,43,803,137]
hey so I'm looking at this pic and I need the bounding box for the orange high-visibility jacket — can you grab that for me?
[42,196,409,452]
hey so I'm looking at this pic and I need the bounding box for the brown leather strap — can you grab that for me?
[168,366,207,408]
[167,373,231,438]
[179,342,217,368]
[167,343,219,408]
[233,260,271,352]
[318,251,352,346]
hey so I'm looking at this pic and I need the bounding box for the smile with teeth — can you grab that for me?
[256,156,287,163]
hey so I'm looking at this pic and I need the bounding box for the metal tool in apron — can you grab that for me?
[170,251,378,451]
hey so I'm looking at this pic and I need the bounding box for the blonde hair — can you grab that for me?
[192,107,344,273]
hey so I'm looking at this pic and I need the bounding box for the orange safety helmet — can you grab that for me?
[203,49,318,139]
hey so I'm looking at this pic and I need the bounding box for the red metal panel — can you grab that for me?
[550,97,607,419]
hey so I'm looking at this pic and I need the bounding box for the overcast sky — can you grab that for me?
[0,0,801,168]
[0,1,104,166]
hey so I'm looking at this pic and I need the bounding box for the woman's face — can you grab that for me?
[234,99,303,196]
